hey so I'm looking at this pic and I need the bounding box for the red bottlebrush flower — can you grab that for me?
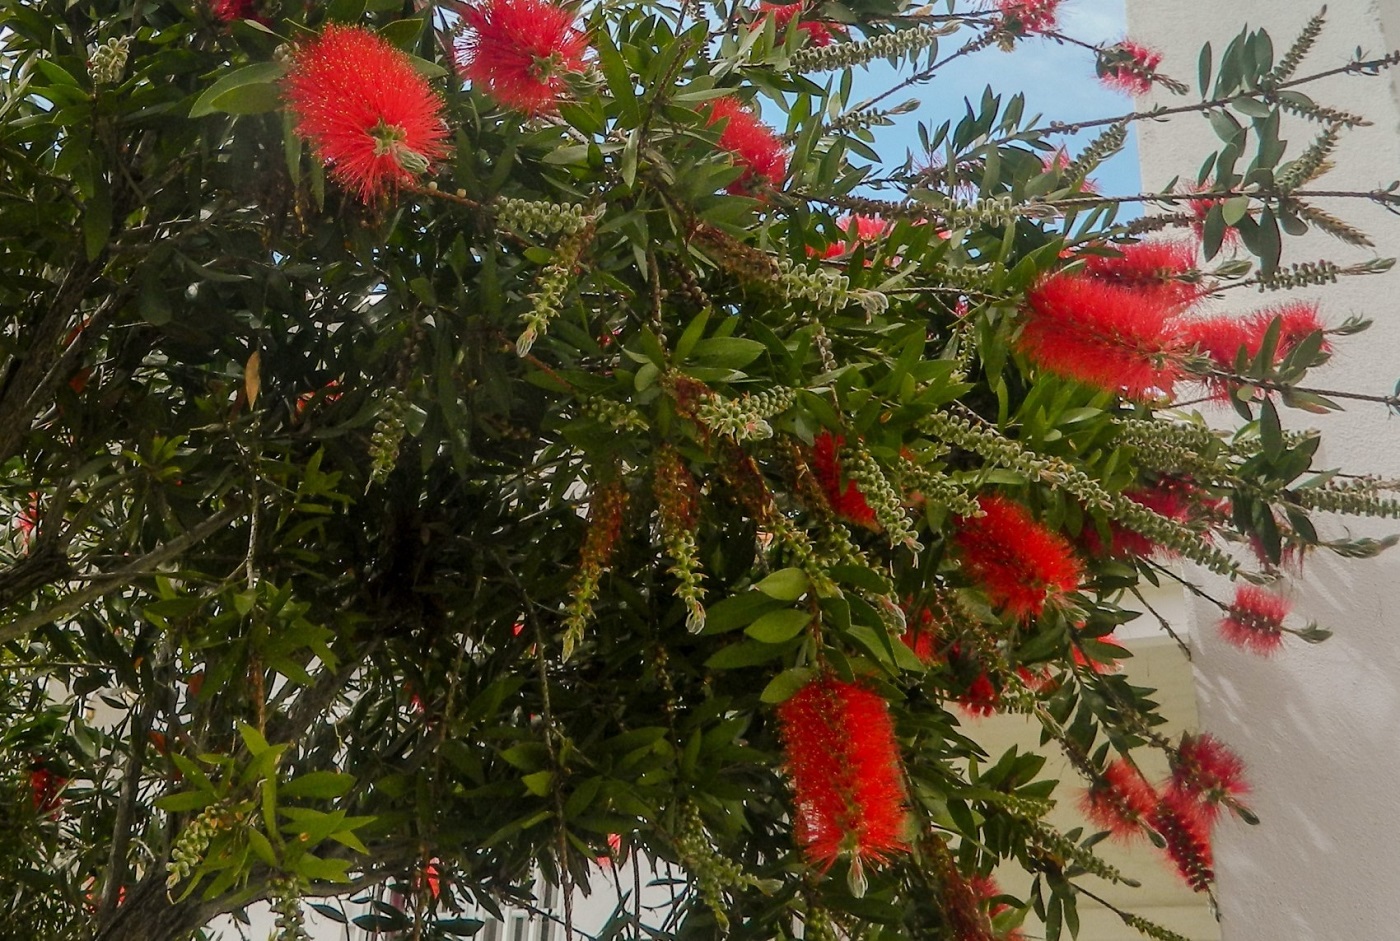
[1152,791,1215,892]
[14,492,39,547]
[29,759,66,816]
[996,0,1061,33]
[957,670,1000,717]
[283,26,449,204]
[954,495,1082,619]
[817,215,892,259]
[758,2,845,46]
[900,606,939,663]
[1186,181,1242,248]
[1097,40,1163,95]
[1170,732,1249,820]
[967,874,1027,939]
[1218,584,1289,655]
[811,432,878,529]
[1082,759,1157,840]
[706,96,789,194]
[776,677,909,872]
[1081,239,1204,310]
[209,0,258,22]
[1182,301,1329,397]
[294,379,343,421]
[1018,273,1186,399]
[453,0,589,115]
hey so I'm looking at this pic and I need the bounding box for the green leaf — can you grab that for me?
[699,591,784,635]
[156,790,216,813]
[704,638,797,670]
[743,609,811,643]
[280,771,357,800]
[238,722,272,757]
[760,667,816,704]
[189,62,287,118]
[522,770,554,796]
[753,568,810,601]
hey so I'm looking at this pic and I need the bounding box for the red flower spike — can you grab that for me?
[996,0,1061,33]
[758,2,845,47]
[899,607,939,664]
[776,677,909,872]
[1152,791,1215,892]
[1097,40,1164,96]
[453,0,589,115]
[957,671,1001,718]
[1170,732,1249,820]
[954,495,1082,620]
[1219,584,1289,655]
[1082,759,1157,840]
[1081,239,1204,310]
[1018,273,1186,399]
[283,26,449,204]
[811,431,878,529]
[706,96,789,194]
[1072,630,1128,674]
[1182,301,1329,400]
[29,759,66,817]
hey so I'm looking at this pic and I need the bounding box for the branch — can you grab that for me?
[0,506,240,644]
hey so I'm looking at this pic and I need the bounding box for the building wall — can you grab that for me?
[1127,2,1400,939]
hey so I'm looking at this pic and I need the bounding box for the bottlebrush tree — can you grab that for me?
[2,1,1399,939]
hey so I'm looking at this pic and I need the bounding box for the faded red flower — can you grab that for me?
[1170,732,1249,820]
[706,96,789,194]
[453,0,589,115]
[1219,584,1289,655]
[1072,630,1128,674]
[1185,181,1243,248]
[817,215,892,259]
[1041,146,1098,192]
[1081,239,1203,309]
[283,25,449,203]
[758,2,845,46]
[811,431,878,529]
[14,492,39,547]
[953,495,1082,619]
[967,875,1026,940]
[1018,273,1186,399]
[776,676,909,872]
[996,0,1061,33]
[1097,40,1163,95]
[900,605,940,663]
[1152,790,1215,892]
[1082,759,1157,840]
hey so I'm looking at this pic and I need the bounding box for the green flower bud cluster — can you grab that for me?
[924,410,1238,575]
[812,325,838,372]
[1276,124,1341,192]
[1292,479,1400,518]
[694,388,795,441]
[790,24,951,73]
[922,195,1020,231]
[89,36,131,85]
[270,875,311,941]
[820,102,914,138]
[1251,259,1342,291]
[495,197,589,236]
[765,512,839,598]
[166,803,237,891]
[974,786,1054,820]
[842,443,922,552]
[516,260,573,357]
[675,802,755,932]
[1062,123,1128,192]
[1122,913,1195,941]
[583,397,649,432]
[1115,418,1229,480]
[897,458,982,518]
[801,905,840,941]
[369,388,408,484]
[665,524,706,632]
[776,260,849,312]
[1029,822,1132,885]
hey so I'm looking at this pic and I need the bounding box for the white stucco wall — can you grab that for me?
[1127,2,1400,939]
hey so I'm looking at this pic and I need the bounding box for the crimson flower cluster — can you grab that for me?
[453,0,590,114]
[1218,584,1292,655]
[758,2,844,47]
[282,25,449,203]
[996,0,1061,34]
[776,676,909,872]
[953,494,1082,619]
[706,97,789,194]
[1097,40,1164,95]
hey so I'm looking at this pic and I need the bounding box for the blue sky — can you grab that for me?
[853,2,1142,199]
